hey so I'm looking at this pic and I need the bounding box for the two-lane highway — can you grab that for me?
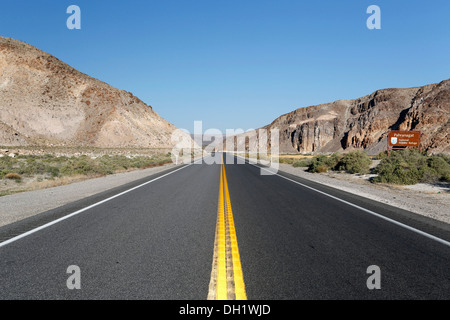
[0,154,449,299]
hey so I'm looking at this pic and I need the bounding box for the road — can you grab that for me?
[0,154,449,299]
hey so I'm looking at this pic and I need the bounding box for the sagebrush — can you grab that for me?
[307,151,371,174]
[373,150,450,184]
[0,154,172,181]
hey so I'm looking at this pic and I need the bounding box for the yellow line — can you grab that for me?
[209,157,247,300]
[223,164,247,300]
[216,161,228,300]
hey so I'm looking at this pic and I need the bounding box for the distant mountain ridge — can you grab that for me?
[256,79,449,155]
[0,37,184,149]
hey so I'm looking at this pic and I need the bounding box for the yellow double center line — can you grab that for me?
[207,158,247,300]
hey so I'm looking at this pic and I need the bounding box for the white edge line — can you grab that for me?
[235,154,450,248]
[0,161,200,249]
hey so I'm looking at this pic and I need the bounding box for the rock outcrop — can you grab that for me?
[0,37,187,149]
[257,79,449,155]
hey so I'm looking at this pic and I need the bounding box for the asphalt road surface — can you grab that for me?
[0,154,449,299]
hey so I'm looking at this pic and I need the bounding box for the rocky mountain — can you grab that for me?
[0,37,187,149]
[244,79,449,155]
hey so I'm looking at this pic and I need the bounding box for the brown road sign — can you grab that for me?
[388,131,420,147]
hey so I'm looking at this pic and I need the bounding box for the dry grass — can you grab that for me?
[27,174,94,191]
[237,153,313,160]
[4,172,21,180]
[277,154,315,159]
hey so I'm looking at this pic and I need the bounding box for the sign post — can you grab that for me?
[387,131,421,155]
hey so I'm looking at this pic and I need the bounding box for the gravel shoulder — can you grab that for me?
[0,163,178,228]
[278,163,450,225]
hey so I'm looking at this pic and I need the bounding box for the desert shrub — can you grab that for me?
[17,159,47,175]
[307,152,371,174]
[374,161,420,185]
[307,154,337,173]
[307,155,329,173]
[98,155,128,171]
[0,156,16,169]
[0,157,17,179]
[42,155,69,164]
[373,150,419,184]
[315,165,329,173]
[373,149,450,184]
[336,151,372,174]
[46,166,61,178]
[418,165,439,183]
[279,157,295,165]
[428,155,450,182]
[0,169,10,179]
[375,151,389,160]
[292,159,311,167]
[60,156,109,176]
[422,155,450,182]
[327,153,344,168]
[0,153,172,181]
[437,154,450,165]
[5,172,22,181]
[307,153,343,173]
[129,156,151,169]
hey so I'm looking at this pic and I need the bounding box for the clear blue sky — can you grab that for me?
[1,0,449,133]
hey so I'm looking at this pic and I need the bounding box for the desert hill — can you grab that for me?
[0,37,183,149]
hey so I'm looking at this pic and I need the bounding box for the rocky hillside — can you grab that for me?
[257,79,449,155]
[0,37,185,149]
